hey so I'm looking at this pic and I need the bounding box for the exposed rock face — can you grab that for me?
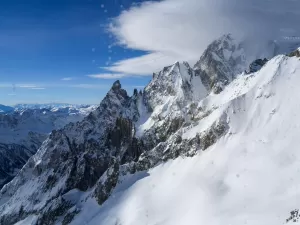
[246,58,269,74]
[0,144,36,188]
[286,209,300,223]
[194,34,246,93]
[288,48,300,58]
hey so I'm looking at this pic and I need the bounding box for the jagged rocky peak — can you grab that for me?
[106,80,128,99]
[194,34,246,94]
[144,61,207,112]
[111,79,121,90]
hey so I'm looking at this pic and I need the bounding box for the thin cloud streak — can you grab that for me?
[19,85,38,88]
[31,87,46,90]
[61,77,74,81]
[87,73,126,79]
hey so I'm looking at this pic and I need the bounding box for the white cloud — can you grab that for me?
[105,0,300,76]
[18,85,45,90]
[61,77,74,81]
[19,85,37,88]
[87,73,126,79]
[31,87,46,90]
[102,52,185,76]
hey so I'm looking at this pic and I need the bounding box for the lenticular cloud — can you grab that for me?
[105,0,300,76]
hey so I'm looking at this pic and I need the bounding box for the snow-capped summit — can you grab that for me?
[111,80,122,90]
[14,103,93,111]
[144,61,206,112]
[194,34,247,93]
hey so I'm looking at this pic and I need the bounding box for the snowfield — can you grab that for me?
[67,55,300,224]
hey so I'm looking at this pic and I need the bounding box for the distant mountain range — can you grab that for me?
[0,104,14,114]
[0,103,94,114]
[0,104,96,189]
[14,103,93,110]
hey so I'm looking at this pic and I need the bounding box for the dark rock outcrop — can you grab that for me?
[0,143,36,189]
[246,58,268,74]
[288,49,300,58]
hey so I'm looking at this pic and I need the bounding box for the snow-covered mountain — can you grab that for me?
[13,104,93,111]
[0,105,96,189]
[194,34,247,94]
[0,105,14,114]
[1,36,300,225]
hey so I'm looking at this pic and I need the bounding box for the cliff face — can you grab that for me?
[193,34,246,93]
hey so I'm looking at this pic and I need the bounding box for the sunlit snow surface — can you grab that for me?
[57,55,300,225]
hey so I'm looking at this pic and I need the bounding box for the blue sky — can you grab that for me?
[0,0,152,105]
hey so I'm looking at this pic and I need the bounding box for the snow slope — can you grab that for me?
[69,55,300,225]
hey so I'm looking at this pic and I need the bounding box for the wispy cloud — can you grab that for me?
[18,85,45,90]
[8,93,17,96]
[61,77,74,81]
[87,73,126,79]
[19,85,37,88]
[105,0,300,76]
[31,87,46,90]
[102,52,177,76]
